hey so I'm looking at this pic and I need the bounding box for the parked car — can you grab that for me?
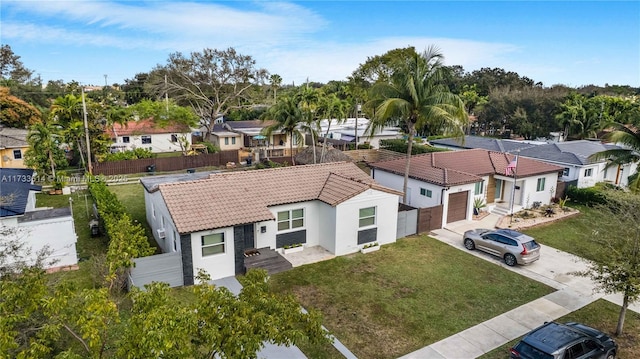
[462,228,540,266]
[509,321,617,359]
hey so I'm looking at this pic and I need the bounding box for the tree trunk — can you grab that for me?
[311,130,316,164]
[615,293,629,336]
[76,139,86,170]
[49,149,56,179]
[290,140,295,165]
[403,124,415,204]
[321,121,332,163]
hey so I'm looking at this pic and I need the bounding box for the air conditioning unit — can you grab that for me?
[157,228,166,239]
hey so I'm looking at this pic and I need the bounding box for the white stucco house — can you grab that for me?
[0,168,78,271]
[369,149,564,227]
[107,118,193,153]
[140,162,401,285]
[318,118,402,149]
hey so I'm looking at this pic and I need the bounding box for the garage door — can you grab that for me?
[447,191,468,223]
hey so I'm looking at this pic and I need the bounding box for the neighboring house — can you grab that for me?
[431,136,637,188]
[516,140,638,188]
[318,118,402,149]
[0,168,78,271]
[209,120,292,160]
[0,128,29,168]
[369,149,563,227]
[106,118,192,153]
[209,123,243,151]
[141,162,401,284]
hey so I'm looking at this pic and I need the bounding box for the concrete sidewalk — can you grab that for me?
[400,214,639,359]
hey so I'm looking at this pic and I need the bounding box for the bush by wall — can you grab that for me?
[99,148,154,162]
[566,185,608,206]
[379,139,449,155]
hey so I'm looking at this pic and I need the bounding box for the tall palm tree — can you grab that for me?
[25,120,65,178]
[270,74,283,103]
[590,123,640,192]
[366,46,468,203]
[261,96,305,165]
[555,93,586,141]
[295,87,320,163]
[317,93,348,162]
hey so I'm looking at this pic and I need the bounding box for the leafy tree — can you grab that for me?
[146,48,269,141]
[121,72,152,105]
[462,67,537,97]
[0,86,42,128]
[24,119,67,178]
[366,46,468,203]
[575,189,640,335]
[0,44,34,84]
[555,93,587,140]
[261,96,305,165]
[316,93,349,162]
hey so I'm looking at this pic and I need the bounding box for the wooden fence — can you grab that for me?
[92,151,239,175]
[417,205,443,233]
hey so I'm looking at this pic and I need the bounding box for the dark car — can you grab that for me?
[462,228,540,266]
[510,321,617,359]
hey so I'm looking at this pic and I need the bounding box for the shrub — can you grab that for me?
[566,185,607,206]
[379,139,449,155]
[99,148,154,162]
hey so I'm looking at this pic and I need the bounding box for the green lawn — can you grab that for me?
[521,204,602,261]
[107,182,159,251]
[266,235,554,359]
[479,299,640,359]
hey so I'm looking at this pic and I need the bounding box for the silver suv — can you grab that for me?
[463,228,540,266]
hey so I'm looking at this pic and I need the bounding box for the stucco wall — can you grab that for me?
[18,215,78,270]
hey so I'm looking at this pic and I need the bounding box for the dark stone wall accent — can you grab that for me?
[357,228,378,245]
[276,230,307,248]
[180,233,194,286]
[233,226,246,275]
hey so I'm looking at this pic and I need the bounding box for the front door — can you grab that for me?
[243,224,255,250]
[495,179,503,201]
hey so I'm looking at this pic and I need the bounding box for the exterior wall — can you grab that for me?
[18,215,78,270]
[499,172,559,210]
[189,226,236,280]
[113,132,190,153]
[333,190,399,256]
[212,133,243,151]
[145,190,177,253]
[441,186,475,227]
[0,147,28,168]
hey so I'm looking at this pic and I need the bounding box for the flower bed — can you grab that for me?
[496,206,580,230]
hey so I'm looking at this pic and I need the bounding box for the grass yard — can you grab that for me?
[479,299,640,359]
[521,203,602,262]
[267,235,554,359]
[107,182,159,251]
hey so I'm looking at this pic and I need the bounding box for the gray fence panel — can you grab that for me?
[396,209,418,239]
[130,252,183,290]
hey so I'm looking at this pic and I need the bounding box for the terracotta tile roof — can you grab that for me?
[370,149,563,186]
[106,118,191,138]
[158,162,399,234]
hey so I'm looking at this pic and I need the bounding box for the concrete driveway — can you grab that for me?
[399,214,640,359]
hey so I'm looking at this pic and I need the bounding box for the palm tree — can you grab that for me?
[366,46,468,203]
[317,93,348,162]
[590,123,640,192]
[555,93,586,141]
[261,96,305,165]
[25,120,65,178]
[270,74,283,103]
[295,87,320,163]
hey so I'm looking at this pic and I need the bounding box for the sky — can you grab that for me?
[1,1,639,88]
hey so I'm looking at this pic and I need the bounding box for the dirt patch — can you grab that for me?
[496,205,580,230]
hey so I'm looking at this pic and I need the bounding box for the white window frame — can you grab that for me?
[231,137,236,145]
[584,168,593,177]
[122,136,130,143]
[563,168,570,177]
[201,233,225,256]
[224,137,229,145]
[359,206,376,228]
[277,208,305,231]
[419,188,432,198]
[474,181,484,195]
[12,149,22,159]
[536,178,546,192]
[141,135,152,144]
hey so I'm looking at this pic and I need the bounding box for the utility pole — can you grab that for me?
[104,74,108,87]
[81,87,93,175]
[165,74,169,112]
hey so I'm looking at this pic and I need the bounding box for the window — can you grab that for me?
[122,136,130,143]
[170,134,178,142]
[151,204,156,218]
[224,137,229,145]
[12,149,22,159]
[141,135,152,144]
[563,167,569,177]
[359,207,376,227]
[565,343,586,359]
[420,188,432,197]
[584,168,593,177]
[474,181,484,195]
[536,178,546,192]
[277,209,304,231]
[231,137,236,145]
[201,233,225,256]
